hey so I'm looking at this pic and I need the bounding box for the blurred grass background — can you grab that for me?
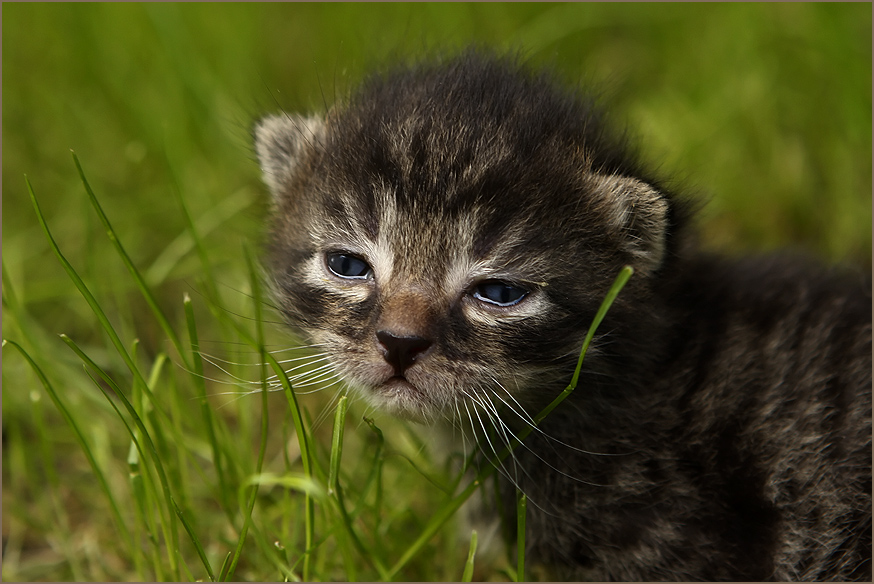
[2,3,871,581]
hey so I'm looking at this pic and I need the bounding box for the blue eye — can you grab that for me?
[326,252,371,279]
[473,280,528,306]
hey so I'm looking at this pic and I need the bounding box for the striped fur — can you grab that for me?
[255,52,871,580]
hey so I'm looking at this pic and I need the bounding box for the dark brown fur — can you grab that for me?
[254,52,872,580]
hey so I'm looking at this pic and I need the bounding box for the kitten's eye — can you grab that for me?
[326,252,372,279]
[473,280,528,307]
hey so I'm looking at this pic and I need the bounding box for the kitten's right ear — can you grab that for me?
[253,114,325,199]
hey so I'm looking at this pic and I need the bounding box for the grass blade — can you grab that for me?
[387,475,483,579]
[360,417,385,531]
[516,492,526,582]
[71,151,192,370]
[146,186,251,289]
[61,334,181,578]
[567,265,634,391]
[184,293,231,514]
[269,353,317,580]
[217,552,232,582]
[242,473,327,500]
[222,246,273,581]
[173,497,216,582]
[126,441,153,580]
[26,175,152,393]
[328,395,389,580]
[531,265,634,428]
[462,531,477,582]
[328,394,348,496]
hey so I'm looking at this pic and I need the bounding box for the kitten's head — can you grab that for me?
[254,53,674,422]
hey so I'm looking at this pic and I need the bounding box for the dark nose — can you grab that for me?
[376,330,432,375]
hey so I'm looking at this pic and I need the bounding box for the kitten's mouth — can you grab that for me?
[369,375,436,422]
[380,375,422,396]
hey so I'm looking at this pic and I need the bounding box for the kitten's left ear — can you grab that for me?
[592,174,670,275]
[253,114,325,199]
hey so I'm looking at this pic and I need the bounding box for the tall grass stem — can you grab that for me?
[71,152,192,371]
[28,174,182,578]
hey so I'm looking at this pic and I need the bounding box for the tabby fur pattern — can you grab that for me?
[254,52,872,581]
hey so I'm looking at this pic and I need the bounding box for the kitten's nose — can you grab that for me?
[376,330,432,375]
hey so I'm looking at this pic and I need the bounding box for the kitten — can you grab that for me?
[253,52,872,581]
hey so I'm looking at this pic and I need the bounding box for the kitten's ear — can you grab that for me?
[592,174,670,275]
[253,114,325,199]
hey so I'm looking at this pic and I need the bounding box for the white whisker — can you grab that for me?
[489,376,630,457]
[289,367,342,388]
[463,391,523,493]
[266,343,327,355]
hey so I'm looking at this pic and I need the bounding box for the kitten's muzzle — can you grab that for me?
[376,330,433,376]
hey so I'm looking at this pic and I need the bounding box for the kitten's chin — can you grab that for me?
[365,376,438,424]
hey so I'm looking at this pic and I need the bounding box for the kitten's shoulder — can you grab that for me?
[665,252,871,331]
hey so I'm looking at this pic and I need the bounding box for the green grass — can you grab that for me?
[8,158,630,581]
[8,158,472,581]
[3,3,871,581]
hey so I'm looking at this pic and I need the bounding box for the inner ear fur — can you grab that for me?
[590,173,669,275]
[254,114,325,200]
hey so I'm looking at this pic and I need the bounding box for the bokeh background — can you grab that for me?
[4,3,871,343]
[3,3,871,581]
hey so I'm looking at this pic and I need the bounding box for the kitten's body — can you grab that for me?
[513,254,871,580]
[254,53,871,580]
